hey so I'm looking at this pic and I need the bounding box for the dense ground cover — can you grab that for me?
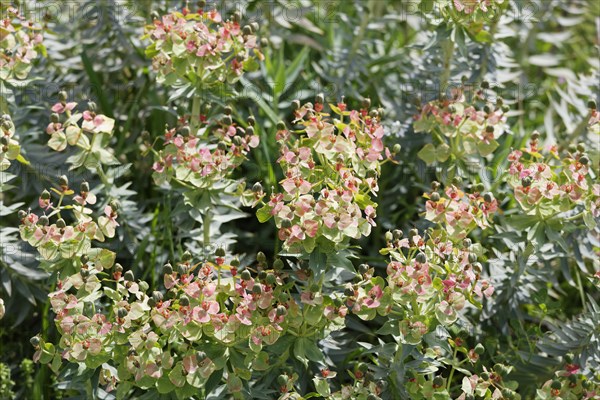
[0,0,599,399]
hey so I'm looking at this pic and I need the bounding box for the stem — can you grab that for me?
[439,37,455,96]
[203,209,212,248]
[575,267,588,313]
[446,346,459,391]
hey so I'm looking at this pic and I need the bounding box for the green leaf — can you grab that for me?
[418,143,437,165]
[40,343,55,364]
[256,205,272,223]
[169,363,186,388]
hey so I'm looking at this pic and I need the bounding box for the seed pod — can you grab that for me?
[433,376,444,387]
[430,192,440,202]
[531,130,540,140]
[315,93,324,104]
[41,189,51,200]
[483,192,494,202]
[260,38,269,48]
[252,284,263,295]
[483,104,492,114]
[468,253,477,263]
[409,228,418,238]
[258,270,267,280]
[241,270,252,280]
[277,374,288,386]
[486,125,494,133]
[550,380,561,390]
[182,251,192,262]
[117,308,128,318]
[521,177,532,188]
[252,182,263,193]
[281,219,292,228]
[480,372,490,381]
[474,343,485,355]
[150,11,160,20]
[18,210,27,220]
[178,264,189,276]
[385,231,393,242]
[124,270,134,281]
[30,336,41,347]
[496,97,504,107]
[221,115,232,125]
[250,22,259,33]
[292,100,301,110]
[358,264,369,275]
[179,126,191,136]
[247,115,256,126]
[232,11,241,23]
[266,273,276,285]
[276,305,287,316]
[242,25,252,35]
[246,125,255,136]
[257,251,266,263]
[114,263,123,273]
[163,263,173,275]
[344,286,355,297]
[58,90,68,102]
[152,291,163,303]
[196,351,207,360]
[179,295,190,307]
[577,142,585,152]
[0,136,8,146]
[233,136,243,146]
[56,218,66,229]
[481,80,490,89]
[362,98,371,109]
[87,101,97,112]
[415,252,427,264]
[215,247,226,257]
[58,175,69,188]
[369,110,379,118]
[50,113,60,123]
[231,258,240,267]
[276,121,286,131]
[273,258,284,270]
[392,229,403,240]
[392,143,401,153]
[39,215,49,226]
[588,99,597,109]
[80,181,90,193]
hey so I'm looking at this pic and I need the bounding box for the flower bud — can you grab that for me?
[242,25,252,35]
[18,210,27,220]
[310,283,320,292]
[276,121,286,131]
[281,219,292,228]
[502,105,510,113]
[80,268,90,279]
[39,215,49,226]
[179,295,190,307]
[481,80,490,89]
[480,372,490,381]
[80,181,90,193]
[521,177,532,188]
[260,38,269,48]
[292,100,301,110]
[472,262,482,273]
[550,380,561,390]
[241,270,252,280]
[266,273,276,285]
[577,142,586,152]
[392,143,401,153]
[483,192,494,202]
[361,98,371,109]
[0,136,8,146]
[393,229,403,240]
[474,183,485,193]
[258,271,267,281]
[196,351,207,360]
[231,258,240,267]
[564,353,574,363]
[50,113,60,123]
[579,155,589,165]
[369,110,379,118]
[87,101,97,112]
[58,90,68,102]
[496,97,504,107]
[432,376,444,388]
[257,251,266,263]
[232,11,241,23]
[223,105,232,116]
[588,99,597,110]
[344,286,355,297]
[117,308,128,318]
[431,181,440,190]
[246,125,255,136]
[530,130,540,140]
[501,389,515,399]
[357,362,368,372]
[468,253,477,263]
[41,189,51,200]
[150,11,160,20]
[247,115,256,126]
[452,176,463,185]
[233,136,243,146]
[250,22,259,33]
[56,218,66,229]
[485,125,494,133]
[163,263,173,275]
[252,182,263,193]
[409,228,418,238]
[124,270,134,281]
[333,298,343,307]
[415,252,427,264]
[58,175,69,188]
[273,258,284,270]
[178,263,189,275]
[315,93,324,104]
[430,192,440,202]
[139,281,149,292]
[483,104,492,114]
[367,394,380,400]
[179,126,191,137]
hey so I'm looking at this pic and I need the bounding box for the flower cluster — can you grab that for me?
[535,358,599,400]
[143,8,263,87]
[0,113,19,171]
[250,98,397,252]
[414,87,509,164]
[424,182,498,239]
[451,0,504,16]
[0,6,45,81]
[152,112,260,189]
[506,136,599,223]
[18,177,118,262]
[45,91,117,169]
